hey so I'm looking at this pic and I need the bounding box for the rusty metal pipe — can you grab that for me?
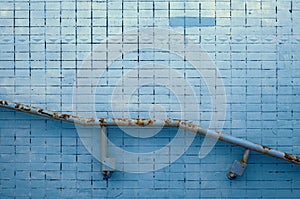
[0,99,300,166]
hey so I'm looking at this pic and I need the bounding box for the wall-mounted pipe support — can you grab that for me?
[227,149,250,180]
[1,99,300,179]
[101,125,115,179]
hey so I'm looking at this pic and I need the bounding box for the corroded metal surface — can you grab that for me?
[0,99,300,166]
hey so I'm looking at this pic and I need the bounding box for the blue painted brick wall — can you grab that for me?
[1,0,300,198]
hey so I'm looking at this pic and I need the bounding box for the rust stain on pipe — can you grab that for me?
[135,118,146,126]
[262,145,272,153]
[284,153,300,163]
[99,118,106,125]
[262,145,272,151]
[0,100,8,106]
[59,114,71,119]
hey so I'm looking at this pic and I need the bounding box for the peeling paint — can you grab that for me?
[0,100,8,106]
[262,145,272,153]
[284,153,300,163]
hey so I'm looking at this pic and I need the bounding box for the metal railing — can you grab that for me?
[0,99,299,179]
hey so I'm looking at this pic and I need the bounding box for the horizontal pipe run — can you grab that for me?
[0,99,300,166]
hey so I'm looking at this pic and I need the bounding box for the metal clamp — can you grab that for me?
[228,149,250,180]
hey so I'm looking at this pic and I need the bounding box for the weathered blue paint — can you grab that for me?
[169,17,216,27]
